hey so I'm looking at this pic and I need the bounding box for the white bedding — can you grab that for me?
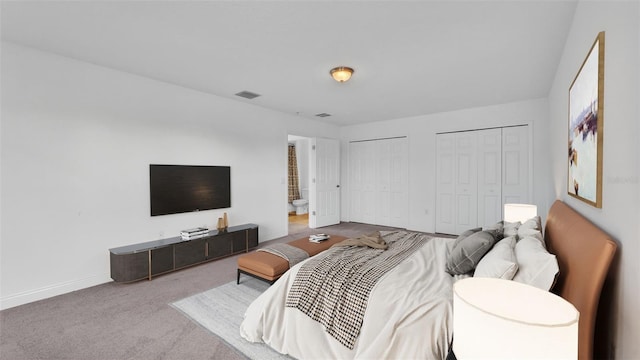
[240,235,459,360]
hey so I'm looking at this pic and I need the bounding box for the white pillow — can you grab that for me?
[503,221,520,237]
[513,235,559,291]
[517,216,545,247]
[474,236,518,280]
[521,216,542,230]
[517,215,541,234]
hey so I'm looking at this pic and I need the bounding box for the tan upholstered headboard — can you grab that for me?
[544,200,617,360]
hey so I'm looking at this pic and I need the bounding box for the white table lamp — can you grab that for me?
[503,203,538,223]
[453,277,579,359]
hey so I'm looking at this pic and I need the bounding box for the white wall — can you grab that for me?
[0,42,338,309]
[340,98,550,233]
[548,1,639,358]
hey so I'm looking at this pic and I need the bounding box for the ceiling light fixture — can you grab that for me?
[330,66,354,82]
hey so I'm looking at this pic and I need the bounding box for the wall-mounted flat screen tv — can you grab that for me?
[150,164,231,216]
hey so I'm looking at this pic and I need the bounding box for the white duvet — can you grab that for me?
[240,235,459,360]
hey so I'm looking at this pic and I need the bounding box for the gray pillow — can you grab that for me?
[452,227,482,249]
[484,221,505,241]
[446,230,497,275]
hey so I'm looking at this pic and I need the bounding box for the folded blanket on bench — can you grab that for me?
[257,243,309,267]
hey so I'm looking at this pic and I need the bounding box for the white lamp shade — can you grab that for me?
[503,203,538,223]
[453,277,578,359]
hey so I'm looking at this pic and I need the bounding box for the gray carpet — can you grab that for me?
[0,222,400,360]
[171,278,290,360]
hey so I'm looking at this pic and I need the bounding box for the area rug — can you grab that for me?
[171,278,292,360]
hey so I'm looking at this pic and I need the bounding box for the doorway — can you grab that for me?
[288,135,311,234]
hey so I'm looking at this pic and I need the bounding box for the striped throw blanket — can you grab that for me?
[257,243,309,267]
[285,231,430,349]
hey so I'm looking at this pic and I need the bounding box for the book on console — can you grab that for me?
[182,227,208,232]
[182,230,209,236]
[181,227,209,235]
[181,233,209,240]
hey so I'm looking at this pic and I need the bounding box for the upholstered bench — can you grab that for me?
[237,235,347,284]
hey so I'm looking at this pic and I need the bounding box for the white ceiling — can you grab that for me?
[1,1,577,126]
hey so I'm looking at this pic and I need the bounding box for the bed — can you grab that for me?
[240,200,616,360]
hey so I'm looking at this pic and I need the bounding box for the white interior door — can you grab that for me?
[349,141,376,224]
[436,133,456,234]
[377,140,392,226]
[502,126,530,204]
[349,138,408,228]
[310,138,340,228]
[436,126,530,235]
[386,138,408,228]
[454,132,478,234]
[477,128,503,228]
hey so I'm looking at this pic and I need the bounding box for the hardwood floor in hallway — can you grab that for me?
[288,213,309,234]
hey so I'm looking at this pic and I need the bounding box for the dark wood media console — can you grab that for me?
[109,223,258,283]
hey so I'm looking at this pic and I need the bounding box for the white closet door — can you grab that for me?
[436,133,456,234]
[349,141,376,224]
[386,138,409,228]
[436,126,530,235]
[454,132,478,234]
[349,142,363,222]
[477,128,503,228]
[376,139,392,226]
[502,126,529,205]
[349,138,408,228]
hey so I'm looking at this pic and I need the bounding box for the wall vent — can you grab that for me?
[315,113,332,117]
[235,91,261,99]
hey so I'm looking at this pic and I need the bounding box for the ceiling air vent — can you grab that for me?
[315,113,332,118]
[235,91,261,99]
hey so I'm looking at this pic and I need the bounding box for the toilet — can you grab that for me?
[292,188,309,215]
[292,199,308,215]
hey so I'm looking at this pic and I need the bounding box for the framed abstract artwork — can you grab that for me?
[568,31,604,208]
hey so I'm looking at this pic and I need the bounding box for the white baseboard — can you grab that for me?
[0,275,108,310]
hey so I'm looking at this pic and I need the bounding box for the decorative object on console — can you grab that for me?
[568,31,604,208]
[217,217,226,231]
[223,212,229,229]
[503,203,538,223]
[453,277,578,359]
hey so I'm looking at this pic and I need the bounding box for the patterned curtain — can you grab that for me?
[288,144,301,202]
